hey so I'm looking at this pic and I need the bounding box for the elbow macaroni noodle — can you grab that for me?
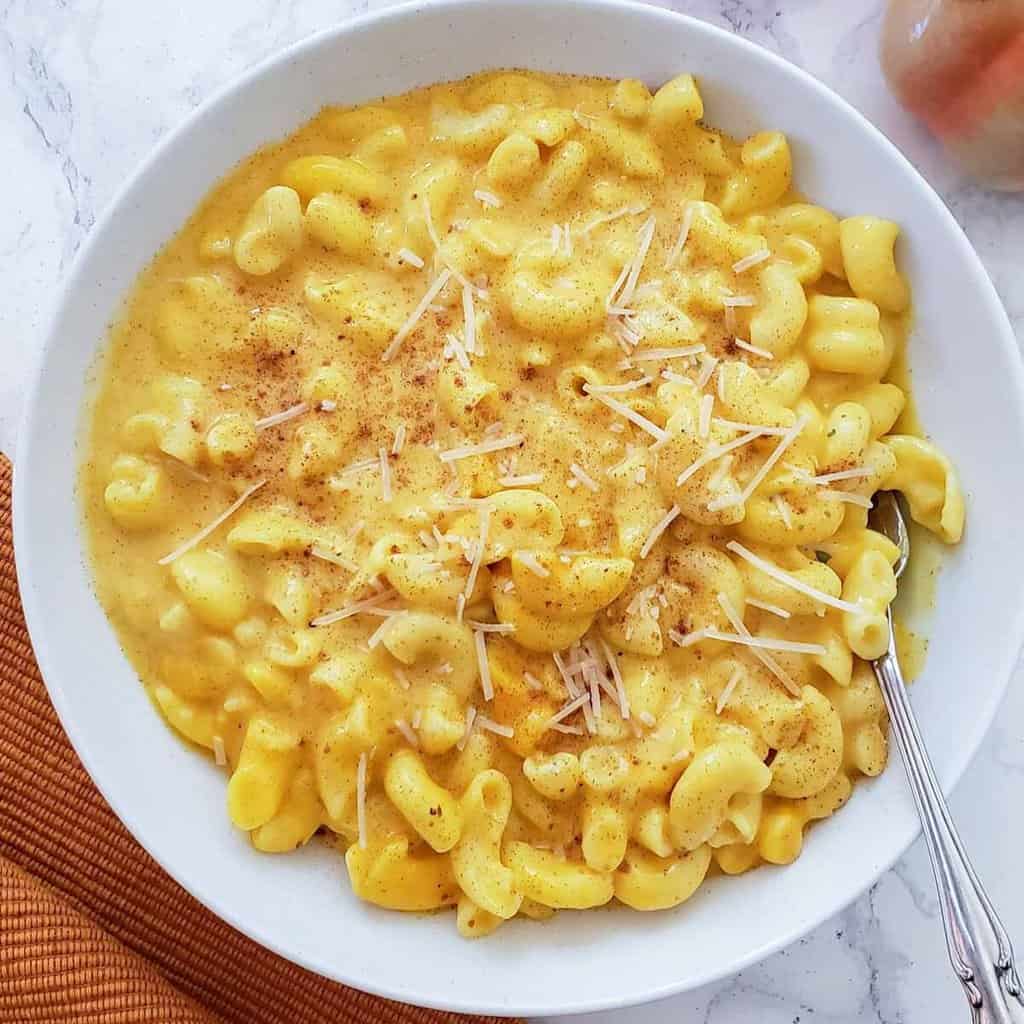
[82,70,964,935]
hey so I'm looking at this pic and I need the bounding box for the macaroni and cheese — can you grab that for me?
[80,70,965,936]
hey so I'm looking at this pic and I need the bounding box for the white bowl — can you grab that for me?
[14,0,1024,1015]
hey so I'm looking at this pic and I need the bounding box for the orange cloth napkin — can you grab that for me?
[0,457,511,1024]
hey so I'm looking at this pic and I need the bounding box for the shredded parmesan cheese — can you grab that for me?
[631,345,706,362]
[379,447,392,502]
[394,718,420,748]
[637,710,657,728]
[582,385,669,442]
[726,540,861,613]
[309,545,358,572]
[552,651,582,698]
[599,638,630,720]
[698,394,714,438]
[676,430,762,488]
[212,735,227,766]
[616,216,656,309]
[319,399,337,412]
[707,416,807,512]
[668,628,707,648]
[722,294,757,307]
[476,714,514,738]
[704,630,827,655]
[444,331,471,370]
[546,692,591,727]
[497,472,545,487]
[732,248,771,273]
[811,466,874,485]
[569,462,600,492]
[456,706,478,750]
[439,433,524,463]
[397,247,425,268]
[254,401,309,431]
[462,284,477,355]
[475,630,494,701]
[583,201,648,234]
[586,376,653,394]
[823,488,873,508]
[381,267,452,362]
[639,504,681,559]
[391,423,408,456]
[516,552,551,578]
[714,418,789,436]
[664,202,695,270]
[157,479,267,565]
[367,613,403,649]
[473,189,502,208]
[747,597,792,619]
[696,354,719,390]
[734,338,775,360]
[716,665,745,714]
[356,753,368,848]
[463,505,491,605]
[716,590,801,696]
[393,667,412,690]
[523,671,544,692]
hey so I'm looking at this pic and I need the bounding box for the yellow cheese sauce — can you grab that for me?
[80,70,965,934]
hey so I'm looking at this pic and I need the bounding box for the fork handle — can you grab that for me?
[873,614,1024,1022]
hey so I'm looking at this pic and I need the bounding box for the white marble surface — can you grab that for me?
[2,1,1022,1020]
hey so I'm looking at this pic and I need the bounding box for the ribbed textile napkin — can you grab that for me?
[0,457,511,1024]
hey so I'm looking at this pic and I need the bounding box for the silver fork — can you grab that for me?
[870,492,1023,1022]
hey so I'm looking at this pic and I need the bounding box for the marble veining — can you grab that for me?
[2,2,1021,1020]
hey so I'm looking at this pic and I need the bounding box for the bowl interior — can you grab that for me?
[14,0,1024,1015]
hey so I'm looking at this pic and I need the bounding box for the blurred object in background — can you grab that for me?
[882,0,1024,190]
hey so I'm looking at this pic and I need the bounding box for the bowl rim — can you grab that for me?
[13,0,1024,1014]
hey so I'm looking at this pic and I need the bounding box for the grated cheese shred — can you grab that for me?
[379,447,392,502]
[747,597,792,619]
[707,416,807,512]
[473,189,502,208]
[664,202,695,270]
[698,393,714,438]
[439,433,524,463]
[716,665,745,714]
[254,402,309,431]
[516,552,551,578]
[381,268,453,362]
[391,423,407,456]
[599,638,630,720]
[639,504,681,559]
[462,284,477,355]
[716,590,801,696]
[456,706,478,750]
[732,248,771,273]
[734,338,775,360]
[475,629,494,701]
[726,541,861,614]
[397,247,425,268]
[394,718,420,748]
[311,588,399,627]
[157,479,267,565]
[582,384,669,442]
[309,545,359,572]
[356,753,368,848]
[569,462,600,492]
[630,345,706,363]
